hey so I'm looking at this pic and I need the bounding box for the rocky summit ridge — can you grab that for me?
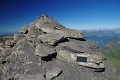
[0,14,118,80]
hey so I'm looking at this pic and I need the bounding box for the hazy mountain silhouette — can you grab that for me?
[0,31,19,38]
[81,28,120,45]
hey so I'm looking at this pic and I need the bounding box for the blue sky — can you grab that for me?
[0,0,120,32]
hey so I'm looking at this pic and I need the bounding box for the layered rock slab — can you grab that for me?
[0,14,118,80]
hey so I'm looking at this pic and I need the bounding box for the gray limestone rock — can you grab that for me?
[34,44,55,57]
[36,26,84,39]
[46,67,62,80]
[57,49,104,69]
[19,26,28,34]
[5,40,15,47]
[18,74,45,80]
[26,25,43,41]
[0,43,4,47]
[56,39,105,69]
[57,50,76,63]
[63,29,84,38]
[38,33,64,45]
[0,14,118,80]
[13,34,25,43]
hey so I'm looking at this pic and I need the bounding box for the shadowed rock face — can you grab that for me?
[0,14,118,80]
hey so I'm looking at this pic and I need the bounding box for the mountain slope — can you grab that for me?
[101,41,120,72]
[0,14,118,80]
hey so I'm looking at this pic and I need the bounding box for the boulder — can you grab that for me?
[57,50,77,63]
[76,54,104,69]
[26,26,43,39]
[56,40,85,53]
[57,49,104,69]
[46,67,62,80]
[63,29,84,38]
[5,40,15,47]
[38,33,64,45]
[36,27,54,33]
[13,34,25,42]
[77,61,104,69]
[56,39,104,69]
[34,44,55,57]
[36,27,84,39]
[19,26,28,34]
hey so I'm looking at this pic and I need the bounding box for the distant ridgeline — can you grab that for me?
[0,34,13,38]
[81,29,120,46]
[0,31,19,38]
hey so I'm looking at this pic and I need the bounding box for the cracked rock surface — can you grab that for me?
[0,14,119,80]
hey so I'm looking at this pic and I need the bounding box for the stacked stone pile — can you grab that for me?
[0,14,118,80]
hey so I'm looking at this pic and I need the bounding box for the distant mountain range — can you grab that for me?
[0,31,19,38]
[81,27,120,45]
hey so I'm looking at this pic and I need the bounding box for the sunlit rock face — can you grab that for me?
[0,14,118,80]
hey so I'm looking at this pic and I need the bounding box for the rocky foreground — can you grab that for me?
[0,14,118,80]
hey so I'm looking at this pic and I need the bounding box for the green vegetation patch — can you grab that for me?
[102,49,120,72]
